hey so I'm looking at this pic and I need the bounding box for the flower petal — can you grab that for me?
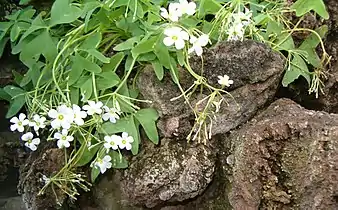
[174,38,185,50]
[163,37,175,47]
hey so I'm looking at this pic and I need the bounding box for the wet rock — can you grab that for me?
[121,140,215,208]
[224,99,338,209]
[137,40,284,138]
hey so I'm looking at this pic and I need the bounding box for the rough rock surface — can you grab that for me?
[138,40,284,138]
[18,147,66,210]
[121,140,215,208]
[224,98,338,210]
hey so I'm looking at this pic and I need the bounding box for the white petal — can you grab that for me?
[194,45,203,56]
[32,138,40,145]
[10,117,19,123]
[48,109,58,118]
[63,141,70,148]
[17,126,25,133]
[175,38,185,50]
[127,136,134,143]
[57,140,64,148]
[160,8,169,18]
[54,132,62,139]
[10,124,17,131]
[198,34,209,46]
[125,143,132,150]
[22,119,30,126]
[121,132,128,138]
[18,113,26,121]
[29,143,37,151]
[66,136,74,142]
[163,37,175,47]
[180,31,189,40]
[104,143,111,149]
[74,118,84,126]
[51,120,60,129]
[103,155,111,162]
[61,121,71,129]
[186,2,196,15]
[189,35,197,44]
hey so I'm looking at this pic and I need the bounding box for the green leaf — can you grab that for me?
[70,87,79,104]
[19,0,32,5]
[6,96,25,118]
[20,30,57,64]
[4,85,26,98]
[282,54,311,87]
[101,116,139,155]
[132,36,157,58]
[113,36,140,51]
[18,8,35,21]
[19,14,47,43]
[95,71,120,90]
[91,166,100,183]
[291,0,329,20]
[176,50,185,66]
[73,54,102,73]
[110,151,128,169]
[275,33,295,51]
[169,57,179,84]
[298,25,328,67]
[80,77,93,101]
[134,108,159,144]
[0,37,9,58]
[102,52,125,72]
[198,0,221,18]
[68,56,85,86]
[88,49,110,63]
[76,144,100,167]
[0,88,11,101]
[154,40,171,69]
[137,52,156,62]
[50,0,83,26]
[151,59,164,80]
[79,32,102,50]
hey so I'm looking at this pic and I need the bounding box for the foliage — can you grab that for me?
[0,0,330,203]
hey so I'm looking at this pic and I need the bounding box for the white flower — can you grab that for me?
[103,135,121,152]
[178,0,196,16]
[160,3,182,22]
[10,113,29,132]
[227,22,245,41]
[188,34,209,56]
[94,155,112,174]
[233,7,252,26]
[48,105,74,129]
[82,100,103,115]
[119,132,134,150]
[21,132,40,151]
[102,106,120,123]
[29,114,46,133]
[72,104,87,126]
[163,27,189,50]
[54,129,74,148]
[218,75,234,87]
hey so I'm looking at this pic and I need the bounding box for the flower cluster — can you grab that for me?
[227,8,252,41]
[161,1,210,56]
[9,100,122,152]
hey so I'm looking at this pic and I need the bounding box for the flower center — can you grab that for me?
[58,114,64,120]
[172,35,178,41]
[110,141,115,146]
[18,122,22,126]
[122,139,127,144]
[27,139,32,143]
[62,136,67,140]
[36,122,40,126]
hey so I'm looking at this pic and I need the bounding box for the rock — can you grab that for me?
[137,40,284,138]
[120,140,215,208]
[0,196,26,210]
[224,98,338,209]
[18,146,66,210]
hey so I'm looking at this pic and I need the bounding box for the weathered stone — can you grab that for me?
[0,196,26,210]
[224,99,338,209]
[120,139,215,208]
[18,146,66,210]
[137,40,284,138]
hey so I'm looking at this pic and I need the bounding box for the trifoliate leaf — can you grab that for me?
[95,72,120,90]
[109,151,128,169]
[50,0,83,26]
[88,49,110,63]
[4,85,26,98]
[113,36,140,51]
[282,54,311,87]
[291,0,329,20]
[6,96,25,118]
[76,144,100,167]
[73,54,102,73]
[132,36,157,58]
[79,32,102,50]
[80,77,93,101]
[134,108,159,144]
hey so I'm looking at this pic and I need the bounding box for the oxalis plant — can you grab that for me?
[0,0,330,204]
